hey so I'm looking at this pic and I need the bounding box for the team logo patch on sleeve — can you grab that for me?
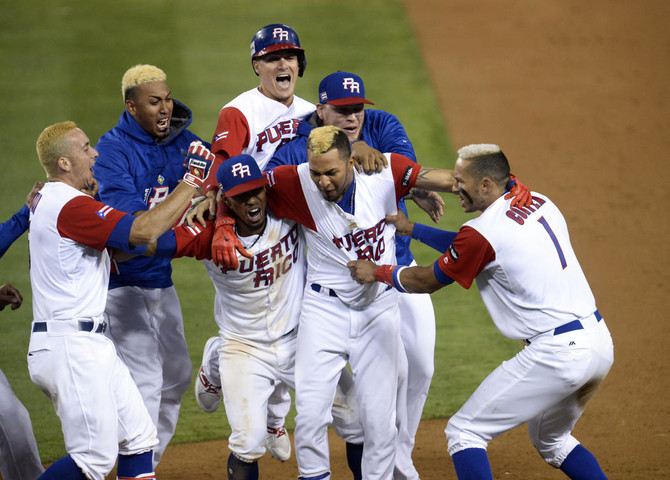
[214,131,230,142]
[401,166,413,187]
[448,244,460,261]
[96,205,114,220]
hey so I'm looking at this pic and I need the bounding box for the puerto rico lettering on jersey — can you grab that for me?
[332,218,387,261]
[219,223,300,288]
[255,119,301,153]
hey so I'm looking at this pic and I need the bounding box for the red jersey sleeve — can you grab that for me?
[204,107,251,194]
[437,225,496,289]
[173,221,214,260]
[265,166,317,231]
[57,196,129,251]
[390,153,421,202]
[211,106,250,159]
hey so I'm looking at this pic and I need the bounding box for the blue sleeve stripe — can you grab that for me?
[433,261,455,286]
[413,223,458,253]
[154,230,177,257]
[106,215,142,253]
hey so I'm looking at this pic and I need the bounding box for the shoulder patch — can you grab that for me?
[96,205,114,220]
[448,244,460,261]
[401,166,413,187]
[30,192,42,213]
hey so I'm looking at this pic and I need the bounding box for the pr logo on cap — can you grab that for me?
[217,154,268,197]
[318,71,375,106]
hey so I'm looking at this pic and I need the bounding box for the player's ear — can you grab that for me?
[125,99,136,116]
[252,59,261,76]
[57,156,71,172]
[316,103,325,121]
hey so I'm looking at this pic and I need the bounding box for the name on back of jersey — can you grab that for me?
[506,196,546,225]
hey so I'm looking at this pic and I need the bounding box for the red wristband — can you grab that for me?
[374,264,396,286]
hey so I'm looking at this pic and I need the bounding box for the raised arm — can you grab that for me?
[128,142,214,245]
[413,166,456,193]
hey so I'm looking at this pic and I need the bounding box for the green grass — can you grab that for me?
[0,0,520,463]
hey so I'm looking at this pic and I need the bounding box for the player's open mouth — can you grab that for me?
[157,118,169,130]
[247,207,263,222]
[276,74,291,87]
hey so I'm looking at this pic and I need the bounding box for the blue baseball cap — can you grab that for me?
[217,154,268,197]
[318,71,374,106]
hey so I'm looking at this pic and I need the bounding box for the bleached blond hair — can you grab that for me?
[457,143,510,186]
[36,121,78,178]
[121,64,167,101]
[306,126,350,159]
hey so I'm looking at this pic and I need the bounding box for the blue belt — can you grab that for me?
[553,310,602,336]
[524,310,602,345]
[311,283,338,297]
[310,283,392,298]
[32,321,107,333]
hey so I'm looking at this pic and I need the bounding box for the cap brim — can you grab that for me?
[254,44,303,58]
[325,98,375,106]
[223,177,268,197]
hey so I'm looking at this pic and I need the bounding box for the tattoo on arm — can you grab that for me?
[417,167,436,180]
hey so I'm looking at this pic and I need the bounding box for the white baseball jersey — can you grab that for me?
[211,88,315,171]
[266,153,421,308]
[27,181,158,479]
[29,182,130,321]
[437,193,597,339]
[202,214,305,342]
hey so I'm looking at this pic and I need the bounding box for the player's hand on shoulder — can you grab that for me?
[386,210,415,237]
[25,181,45,207]
[351,140,387,174]
[184,195,216,228]
[504,174,532,208]
[408,188,444,223]
[0,283,23,311]
[211,216,252,268]
[79,178,98,197]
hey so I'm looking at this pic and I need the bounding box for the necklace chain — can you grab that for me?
[235,221,266,250]
[333,179,357,231]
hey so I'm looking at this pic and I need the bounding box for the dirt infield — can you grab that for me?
[154,1,669,478]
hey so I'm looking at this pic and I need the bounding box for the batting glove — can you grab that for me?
[211,216,252,268]
[504,174,532,208]
[183,141,215,189]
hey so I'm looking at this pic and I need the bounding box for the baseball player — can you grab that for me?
[267,70,445,479]
[29,122,212,479]
[191,24,371,461]
[0,183,46,480]
[93,64,206,466]
[261,125,458,480]
[189,24,315,459]
[179,155,364,479]
[347,144,613,480]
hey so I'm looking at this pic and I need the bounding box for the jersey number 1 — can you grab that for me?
[538,216,567,269]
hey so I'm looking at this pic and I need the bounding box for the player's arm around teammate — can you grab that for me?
[28,122,211,480]
[348,144,613,480]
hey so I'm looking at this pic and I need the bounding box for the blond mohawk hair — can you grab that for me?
[36,121,78,179]
[121,64,167,101]
[306,126,351,160]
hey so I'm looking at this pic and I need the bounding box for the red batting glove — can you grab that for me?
[504,174,532,208]
[183,141,215,189]
[211,217,252,268]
